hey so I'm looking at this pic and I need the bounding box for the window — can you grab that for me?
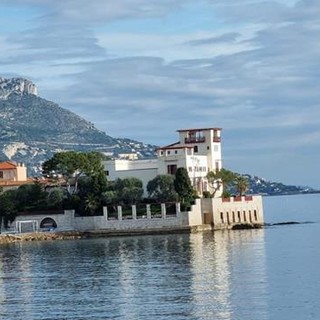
[175,150,178,154]
[167,151,171,155]
[0,171,3,179]
[104,170,109,176]
[194,146,198,153]
[188,167,193,172]
[214,145,219,152]
[167,164,177,175]
[160,151,164,155]
[207,146,210,150]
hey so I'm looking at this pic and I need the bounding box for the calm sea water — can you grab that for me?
[0,194,319,320]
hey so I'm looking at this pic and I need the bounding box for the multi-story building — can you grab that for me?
[0,161,29,191]
[103,127,223,196]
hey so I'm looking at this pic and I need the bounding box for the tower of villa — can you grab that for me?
[156,128,222,195]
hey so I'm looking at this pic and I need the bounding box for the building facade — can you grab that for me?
[102,127,223,196]
[0,161,29,191]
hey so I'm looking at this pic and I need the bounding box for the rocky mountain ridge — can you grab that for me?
[0,77,156,175]
[0,77,38,99]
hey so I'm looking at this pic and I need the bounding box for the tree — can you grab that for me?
[234,175,249,196]
[85,194,99,215]
[147,175,178,203]
[47,188,66,209]
[174,167,194,205]
[15,183,47,211]
[207,168,237,198]
[114,178,144,205]
[42,151,105,194]
[207,170,223,197]
[0,190,18,231]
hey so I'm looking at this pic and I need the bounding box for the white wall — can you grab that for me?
[13,197,264,233]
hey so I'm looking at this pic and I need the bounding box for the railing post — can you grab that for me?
[161,203,166,219]
[146,204,151,219]
[176,202,180,214]
[103,207,108,220]
[132,205,137,220]
[117,206,122,221]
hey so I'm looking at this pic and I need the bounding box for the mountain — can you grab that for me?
[233,174,319,196]
[0,77,156,175]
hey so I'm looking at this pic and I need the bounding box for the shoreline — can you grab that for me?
[0,223,264,245]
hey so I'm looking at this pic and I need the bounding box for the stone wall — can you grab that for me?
[202,195,264,229]
[13,202,199,233]
[12,197,264,233]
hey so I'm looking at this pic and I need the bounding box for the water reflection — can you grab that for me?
[0,230,267,320]
[189,229,268,320]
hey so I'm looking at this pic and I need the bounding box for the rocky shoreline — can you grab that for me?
[0,231,85,245]
[0,223,265,245]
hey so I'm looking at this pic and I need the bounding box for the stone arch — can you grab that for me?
[40,217,57,229]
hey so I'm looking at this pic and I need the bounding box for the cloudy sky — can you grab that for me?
[1,0,320,187]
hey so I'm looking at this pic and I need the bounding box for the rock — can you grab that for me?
[0,77,37,99]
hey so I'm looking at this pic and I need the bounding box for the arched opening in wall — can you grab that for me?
[40,218,57,230]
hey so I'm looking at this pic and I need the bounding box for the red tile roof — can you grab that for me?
[0,161,17,170]
[177,127,222,132]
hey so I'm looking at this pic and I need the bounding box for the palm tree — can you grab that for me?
[207,168,237,197]
[234,175,249,197]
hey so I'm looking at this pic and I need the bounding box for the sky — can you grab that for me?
[0,0,320,188]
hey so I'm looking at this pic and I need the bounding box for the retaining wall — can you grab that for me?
[12,196,264,233]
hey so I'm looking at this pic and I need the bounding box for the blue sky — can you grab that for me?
[1,0,319,188]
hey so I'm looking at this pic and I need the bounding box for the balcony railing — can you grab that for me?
[213,137,221,142]
[185,137,206,144]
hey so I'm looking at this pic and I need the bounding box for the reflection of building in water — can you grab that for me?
[189,230,267,320]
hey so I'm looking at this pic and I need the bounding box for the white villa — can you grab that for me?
[9,127,264,235]
[102,127,223,196]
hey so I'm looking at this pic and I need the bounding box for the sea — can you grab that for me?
[0,194,319,320]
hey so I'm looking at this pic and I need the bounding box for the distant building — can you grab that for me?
[0,161,31,191]
[102,127,223,196]
[117,153,139,160]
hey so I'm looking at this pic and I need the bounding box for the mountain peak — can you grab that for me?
[0,77,38,100]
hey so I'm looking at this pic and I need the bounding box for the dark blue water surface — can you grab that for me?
[0,194,319,320]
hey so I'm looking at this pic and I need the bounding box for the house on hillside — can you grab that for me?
[102,127,223,197]
[0,161,31,191]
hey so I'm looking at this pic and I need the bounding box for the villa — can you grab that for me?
[102,127,223,197]
[7,127,265,235]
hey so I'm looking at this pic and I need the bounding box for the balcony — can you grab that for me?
[213,137,221,143]
[185,137,206,144]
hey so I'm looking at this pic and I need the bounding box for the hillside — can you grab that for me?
[0,77,156,175]
[232,174,318,196]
